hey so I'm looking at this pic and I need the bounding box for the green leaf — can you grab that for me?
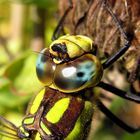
[122,132,140,140]
[14,53,43,94]
[0,0,57,9]
[18,0,57,8]
[0,82,30,110]
[4,52,29,81]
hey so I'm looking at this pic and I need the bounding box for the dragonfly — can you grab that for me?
[0,0,140,139]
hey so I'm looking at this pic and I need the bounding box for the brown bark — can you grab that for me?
[58,0,140,83]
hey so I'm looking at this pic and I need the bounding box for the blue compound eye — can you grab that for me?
[36,48,56,85]
[54,54,102,93]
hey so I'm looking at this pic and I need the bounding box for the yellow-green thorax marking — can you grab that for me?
[22,87,94,140]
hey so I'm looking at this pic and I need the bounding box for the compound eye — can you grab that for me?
[36,48,56,85]
[54,54,98,93]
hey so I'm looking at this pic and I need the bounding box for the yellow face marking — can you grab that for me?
[50,39,84,60]
[30,89,45,114]
[40,121,51,135]
[46,98,70,123]
[23,117,34,125]
[60,35,93,52]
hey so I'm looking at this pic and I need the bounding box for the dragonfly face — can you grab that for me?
[36,35,103,93]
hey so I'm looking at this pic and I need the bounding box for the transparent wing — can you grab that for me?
[0,115,21,140]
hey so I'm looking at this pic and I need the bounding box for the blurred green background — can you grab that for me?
[0,0,140,140]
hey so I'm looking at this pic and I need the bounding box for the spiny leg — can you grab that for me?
[101,0,133,69]
[96,99,140,133]
[0,115,29,139]
[0,115,20,139]
[52,0,73,41]
[97,81,140,103]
